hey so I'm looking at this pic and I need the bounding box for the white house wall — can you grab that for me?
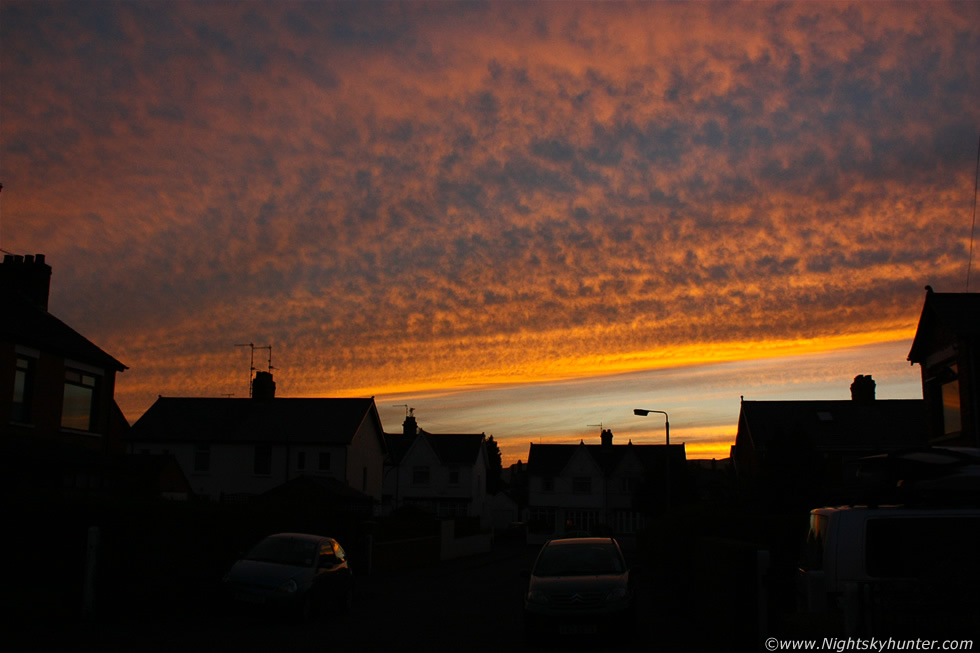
[345,417,385,501]
[394,436,489,519]
[133,441,353,501]
[529,446,605,510]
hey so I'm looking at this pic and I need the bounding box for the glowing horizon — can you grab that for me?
[1,1,974,466]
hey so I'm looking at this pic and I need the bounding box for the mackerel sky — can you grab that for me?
[3,1,978,463]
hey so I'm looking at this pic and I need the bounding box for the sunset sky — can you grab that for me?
[2,1,978,465]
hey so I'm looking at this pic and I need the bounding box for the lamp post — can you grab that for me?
[633,408,671,512]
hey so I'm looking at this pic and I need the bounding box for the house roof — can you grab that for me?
[526,441,686,477]
[420,430,485,465]
[257,474,374,507]
[0,288,127,371]
[737,399,927,453]
[908,291,980,363]
[385,430,486,466]
[128,396,382,445]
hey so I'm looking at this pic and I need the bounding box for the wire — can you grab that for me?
[968,132,980,292]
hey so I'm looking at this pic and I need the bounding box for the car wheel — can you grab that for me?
[338,585,354,613]
[298,593,321,622]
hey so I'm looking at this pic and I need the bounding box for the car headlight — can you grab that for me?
[606,586,627,602]
[526,589,550,604]
[279,579,298,594]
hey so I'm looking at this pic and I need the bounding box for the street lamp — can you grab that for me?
[633,408,671,511]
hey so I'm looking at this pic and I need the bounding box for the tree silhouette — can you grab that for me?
[486,435,503,493]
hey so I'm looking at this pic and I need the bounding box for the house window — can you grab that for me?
[941,366,961,436]
[572,477,592,494]
[621,477,637,493]
[362,466,368,492]
[412,466,430,486]
[448,466,460,486]
[62,368,99,431]
[253,444,272,475]
[542,477,554,492]
[318,452,331,472]
[297,451,306,471]
[12,357,35,423]
[193,444,211,473]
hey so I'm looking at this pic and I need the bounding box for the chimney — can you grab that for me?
[850,375,876,402]
[403,409,418,437]
[251,371,276,400]
[601,429,613,447]
[0,253,52,310]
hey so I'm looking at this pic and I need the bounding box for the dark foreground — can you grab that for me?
[14,539,702,653]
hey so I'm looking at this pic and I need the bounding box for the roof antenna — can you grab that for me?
[254,345,274,373]
[235,343,256,396]
[235,343,274,397]
[392,404,411,417]
[968,131,979,292]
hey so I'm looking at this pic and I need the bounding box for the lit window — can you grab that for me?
[942,374,961,435]
[62,369,98,431]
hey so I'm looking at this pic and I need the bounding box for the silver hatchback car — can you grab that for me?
[223,532,353,620]
[523,537,636,640]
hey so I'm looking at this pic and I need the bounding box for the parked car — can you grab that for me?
[798,505,980,635]
[523,537,636,641]
[223,533,353,620]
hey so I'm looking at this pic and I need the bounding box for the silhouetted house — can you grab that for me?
[908,288,980,448]
[383,411,490,522]
[1,254,133,500]
[128,376,387,505]
[526,430,687,539]
[733,377,927,507]
[1,253,129,452]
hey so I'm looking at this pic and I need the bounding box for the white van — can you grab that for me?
[798,505,980,635]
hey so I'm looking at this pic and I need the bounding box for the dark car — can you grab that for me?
[523,537,636,641]
[223,532,353,620]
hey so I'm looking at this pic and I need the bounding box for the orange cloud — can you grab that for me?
[1,0,974,438]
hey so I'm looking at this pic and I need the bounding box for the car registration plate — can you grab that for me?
[234,593,266,605]
[560,624,597,635]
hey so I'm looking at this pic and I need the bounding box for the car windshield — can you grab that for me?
[245,536,319,567]
[533,542,626,577]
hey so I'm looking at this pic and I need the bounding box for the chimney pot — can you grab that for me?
[850,375,876,402]
[251,371,276,400]
[0,252,52,310]
[403,413,418,437]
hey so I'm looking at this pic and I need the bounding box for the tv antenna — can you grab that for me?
[392,404,412,417]
[967,131,979,292]
[235,343,275,397]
